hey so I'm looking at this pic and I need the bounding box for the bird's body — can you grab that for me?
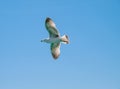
[41,17,69,59]
[41,36,61,43]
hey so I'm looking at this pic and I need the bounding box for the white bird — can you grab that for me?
[41,17,69,59]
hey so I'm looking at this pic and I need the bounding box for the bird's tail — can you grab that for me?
[61,35,69,44]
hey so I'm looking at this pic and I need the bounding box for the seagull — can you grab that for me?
[41,17,69,59]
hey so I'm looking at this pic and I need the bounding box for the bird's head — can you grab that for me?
[41,39,49,43]
[41,39,46,42]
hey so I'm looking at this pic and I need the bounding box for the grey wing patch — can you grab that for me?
[45,17,60,38]
[51,43,60,59]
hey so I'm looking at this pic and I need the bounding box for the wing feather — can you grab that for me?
[45,17,60,38]
[51,43,60,59]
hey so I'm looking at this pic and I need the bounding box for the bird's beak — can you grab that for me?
[41,40,43,42]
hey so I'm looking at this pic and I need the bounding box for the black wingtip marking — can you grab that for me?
[46,17,52,23]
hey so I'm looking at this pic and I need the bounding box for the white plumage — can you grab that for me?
[41,17,69,59]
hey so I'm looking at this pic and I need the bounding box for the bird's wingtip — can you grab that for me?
[46,17,52,21]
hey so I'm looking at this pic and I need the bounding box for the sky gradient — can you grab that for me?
[0,0,120,89]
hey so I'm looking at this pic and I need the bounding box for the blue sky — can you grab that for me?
[0,0,120,89]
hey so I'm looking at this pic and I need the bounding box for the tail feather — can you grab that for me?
[61,35,69,44]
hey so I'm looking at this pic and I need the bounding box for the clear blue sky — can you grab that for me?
[0,0,120,89]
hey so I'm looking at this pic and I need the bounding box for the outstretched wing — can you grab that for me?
[51,43,60,59]
[45,17,60,38]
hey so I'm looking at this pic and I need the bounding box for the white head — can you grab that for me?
[41,39,49,43]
